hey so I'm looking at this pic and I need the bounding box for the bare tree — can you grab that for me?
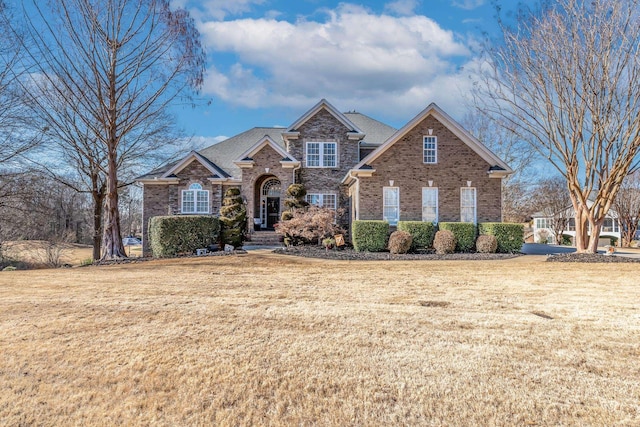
[532,176,572,245]
[474,0,640,253]
[0,3,39,166]
[21,0,205,260]
[461,113,537,222]
[612,172,640,247]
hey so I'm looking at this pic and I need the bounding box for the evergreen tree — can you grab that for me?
[220,188,247,248]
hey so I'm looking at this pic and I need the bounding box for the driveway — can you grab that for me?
[521,243,640,259]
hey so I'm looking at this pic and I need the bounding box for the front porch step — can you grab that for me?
[248,231,282,246]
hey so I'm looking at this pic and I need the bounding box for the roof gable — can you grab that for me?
[234,135,299,163]
[286,99,363,135]
[162,151,230,179]
[351,103,513,175]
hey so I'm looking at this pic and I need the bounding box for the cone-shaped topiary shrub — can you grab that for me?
[433,230,456,254]
[220,188,247,248]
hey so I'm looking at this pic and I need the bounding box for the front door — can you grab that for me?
[260,177,281,229]
[266,197,280,229]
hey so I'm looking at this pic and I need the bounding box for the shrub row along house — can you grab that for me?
[137,99,513,254]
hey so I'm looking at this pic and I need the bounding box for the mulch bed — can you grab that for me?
[546,253,640,263]
[272,245,520,261]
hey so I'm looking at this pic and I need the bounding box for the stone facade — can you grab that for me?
[286,109,360,223]
[357,115,502,223]
[239,144,295,225]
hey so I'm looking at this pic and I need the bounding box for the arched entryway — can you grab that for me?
[257,176,281,229]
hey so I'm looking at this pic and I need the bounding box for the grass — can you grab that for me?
[2,241,142,267]
[0,252,639,425]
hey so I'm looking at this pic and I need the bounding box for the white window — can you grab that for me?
[182,183,209,214]
[460,187,476,223]
[422,187,438,223]
[423,136,437,164]
[306,142,337,167]
[535,218,550,229]
[383,187,399,225]
[306,193,337,210]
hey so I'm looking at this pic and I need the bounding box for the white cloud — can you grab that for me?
[384,0,420,16]
[451,0,485,10]
[196,3,477,120]
[173,0,266,20]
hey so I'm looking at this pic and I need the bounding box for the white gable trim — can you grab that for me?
[286,99,363,135]
[233,135,300,168]
[350,103,513,174]
[162,151,228,179]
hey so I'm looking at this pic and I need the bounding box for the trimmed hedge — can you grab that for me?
[352,220,389,252]
[478,223,524,253]
[149,215,220,257]
[397,221,435,251]
[438,222,477,252]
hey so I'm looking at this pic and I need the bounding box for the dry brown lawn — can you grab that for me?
[3,241,142,267]
[0,252,639,426]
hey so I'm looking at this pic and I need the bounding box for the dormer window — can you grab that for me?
[306,142,337,168]
[182,183,209,214]
[423,136,437,164]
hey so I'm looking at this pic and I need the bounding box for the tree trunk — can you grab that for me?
[574,206,592,253]
[101,155,126,260]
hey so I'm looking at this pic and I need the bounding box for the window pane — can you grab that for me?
[423,136,437,163]
[422,188,438,223]
[323,143,337,167]
[307,143,320,167]
[383,187,399,225]
[182,190,194,213]
[460,188,476,223]
[196,191,209,213]
[324,194,336,210]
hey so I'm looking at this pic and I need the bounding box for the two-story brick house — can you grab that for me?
[137,99,512,253]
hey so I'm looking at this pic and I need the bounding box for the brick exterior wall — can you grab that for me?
[285,109,361,225]
[357,115,502,223]
[240,144,295,232]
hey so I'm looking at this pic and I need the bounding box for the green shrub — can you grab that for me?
[438,222,477,252]
[433,230,456,254]
[149,215,220,257]
[352,221,389,252]
[220,188,247,248]
[478,223,524,253]
[283,183,309,210]
[475,235,498,253]
[397,221,435,251]
[561,234,572,246]
[388,230,412,254]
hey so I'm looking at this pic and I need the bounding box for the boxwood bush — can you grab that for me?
[397,221,435,251]
[352,220,389,252]
[149,215,220,257]
[478,223,524,253]
[438,222,477,252]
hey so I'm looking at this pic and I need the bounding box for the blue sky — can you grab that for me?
[171,0,505,146]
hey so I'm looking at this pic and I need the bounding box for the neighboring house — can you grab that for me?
[137,99,512,254]
[531,201,621,245]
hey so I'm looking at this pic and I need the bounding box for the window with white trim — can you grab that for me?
[423,136,437,164]
[383,187,400,225]
[422,187,438,223]
[460,187,476,223]
[306,193,337,210]
[535,218,550,229]
[306,142,337,167]
[182,183,209,214]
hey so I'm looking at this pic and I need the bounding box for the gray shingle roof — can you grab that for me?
[137,111,397,181]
